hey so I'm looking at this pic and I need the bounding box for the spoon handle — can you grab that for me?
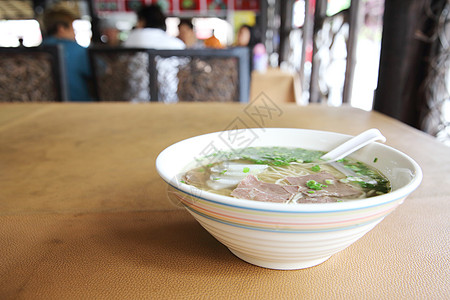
[320,129,386,162]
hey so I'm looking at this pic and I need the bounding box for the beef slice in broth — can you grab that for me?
[231,175,301,203]
[286,172,363,199]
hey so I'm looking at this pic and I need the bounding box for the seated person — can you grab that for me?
[235,24,267,71]
[204,30,224,49]
[98,19,121,46]
[42,5,93,101]
[124,5,185,49]
[178,18,204,49]
[124,4,185,103]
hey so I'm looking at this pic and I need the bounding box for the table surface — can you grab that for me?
[1,103,449,299]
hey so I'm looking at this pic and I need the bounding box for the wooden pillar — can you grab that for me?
[374,0,446,128]
[259,0,268,45]
[278,0,294,65]
[299,0,313,102]
[86,0,101,44]
[309,0,327,103]
[342,0,363,104]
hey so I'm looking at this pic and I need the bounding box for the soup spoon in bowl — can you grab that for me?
[320,128,386,184]
[320,128,386,162]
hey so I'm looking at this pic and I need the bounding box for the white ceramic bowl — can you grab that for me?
[156,128,422,270]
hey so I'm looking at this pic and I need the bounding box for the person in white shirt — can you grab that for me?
[124,4,185,102]
[124,5,185,50]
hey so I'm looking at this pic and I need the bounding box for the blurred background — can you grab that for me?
[0,0,449,145]
[0,0,383,109]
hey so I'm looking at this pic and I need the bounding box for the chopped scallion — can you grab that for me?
[311,165,321,172]
[306,180,328,190]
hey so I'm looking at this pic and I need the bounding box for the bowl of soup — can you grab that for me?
[156,128,422,270]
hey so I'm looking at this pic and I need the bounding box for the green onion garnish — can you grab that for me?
[306,180,328,190]
[311,165,321,172]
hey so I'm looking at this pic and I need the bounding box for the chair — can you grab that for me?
[89,47,250,103]
[0,45,67,102]
[89,48,151,102]
[152,48,250,103]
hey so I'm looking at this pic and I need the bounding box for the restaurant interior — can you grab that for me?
[1,0,449,145]
[0,1,449,299]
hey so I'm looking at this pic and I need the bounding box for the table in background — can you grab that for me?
[0,103,448,299]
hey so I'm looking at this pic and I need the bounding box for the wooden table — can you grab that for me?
[1,103,448,299]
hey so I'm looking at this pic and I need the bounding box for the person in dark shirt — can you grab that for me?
[42,6,93,101]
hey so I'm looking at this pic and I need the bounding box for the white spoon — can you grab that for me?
[320,128,386,184]
[320,128,386,162]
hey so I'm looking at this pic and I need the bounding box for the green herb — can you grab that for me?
[351,179,390,194]
[219,169,227,175]
[373,157,378,163]
[343,161,390,194]
[243,167,250,173]
[230,147,325,166]
[180,180,186,184]
[325,179,334,185]
[311,165,321,172]
[307,190,315,194]
[306,180,328,190]
[346,164,362,172]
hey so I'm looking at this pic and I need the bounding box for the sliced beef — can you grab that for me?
[231,175,300,203]
[286,172,363,199]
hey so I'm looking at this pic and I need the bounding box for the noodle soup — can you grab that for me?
[182,147,390,204]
